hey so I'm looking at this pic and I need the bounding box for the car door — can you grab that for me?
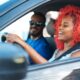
[26,58,80,80]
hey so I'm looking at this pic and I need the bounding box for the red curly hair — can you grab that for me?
[54,5,80,50]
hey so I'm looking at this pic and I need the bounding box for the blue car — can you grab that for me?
[0,0,80,80]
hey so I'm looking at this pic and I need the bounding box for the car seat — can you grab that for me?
[45,18,56,53]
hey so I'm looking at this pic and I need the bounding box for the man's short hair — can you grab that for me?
[32,12,46,23]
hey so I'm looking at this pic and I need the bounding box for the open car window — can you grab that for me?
[0,12,34,42]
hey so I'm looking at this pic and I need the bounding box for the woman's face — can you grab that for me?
[58,16,74,42]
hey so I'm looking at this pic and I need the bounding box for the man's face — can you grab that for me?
[29,15,45,37]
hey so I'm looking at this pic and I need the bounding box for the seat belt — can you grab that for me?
[54,43,80,61]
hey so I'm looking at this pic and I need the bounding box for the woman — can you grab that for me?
[49,5,80,62]
[6,5,80,64]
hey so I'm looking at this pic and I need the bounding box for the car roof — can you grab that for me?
[34,0,80,14]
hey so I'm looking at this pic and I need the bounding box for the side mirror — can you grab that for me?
[0,43,27,80]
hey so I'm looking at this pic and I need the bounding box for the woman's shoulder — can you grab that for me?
[70,43,80,58]
[71,51,80,58]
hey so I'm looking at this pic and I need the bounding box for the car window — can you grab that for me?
[0,10,59,41]
[0,12,34,42]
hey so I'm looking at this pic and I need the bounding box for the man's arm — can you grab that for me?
[6,33,47,64]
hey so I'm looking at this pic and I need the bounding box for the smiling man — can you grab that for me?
[26,12,54,65]
[5,12,54,65]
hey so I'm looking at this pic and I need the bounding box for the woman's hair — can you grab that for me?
[54,5,80,50]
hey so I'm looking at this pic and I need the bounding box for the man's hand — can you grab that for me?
[6,33,23,44]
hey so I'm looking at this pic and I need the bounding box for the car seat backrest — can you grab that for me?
[45,18,56,52]
[46,18,55,37]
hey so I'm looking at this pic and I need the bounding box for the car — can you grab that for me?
[0,0,80,80]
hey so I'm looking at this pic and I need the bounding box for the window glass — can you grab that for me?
[0,12,34,41]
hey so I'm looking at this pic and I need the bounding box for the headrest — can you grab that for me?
[46,19,55,37]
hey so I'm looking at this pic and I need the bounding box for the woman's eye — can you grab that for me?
[63,25,68,27]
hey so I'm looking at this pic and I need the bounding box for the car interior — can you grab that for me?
[26,0,80,79]
[44,17,56,53]
[0,0,80,80]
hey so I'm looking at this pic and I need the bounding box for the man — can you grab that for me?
[26,12,54,65]
[6,12,54,65]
